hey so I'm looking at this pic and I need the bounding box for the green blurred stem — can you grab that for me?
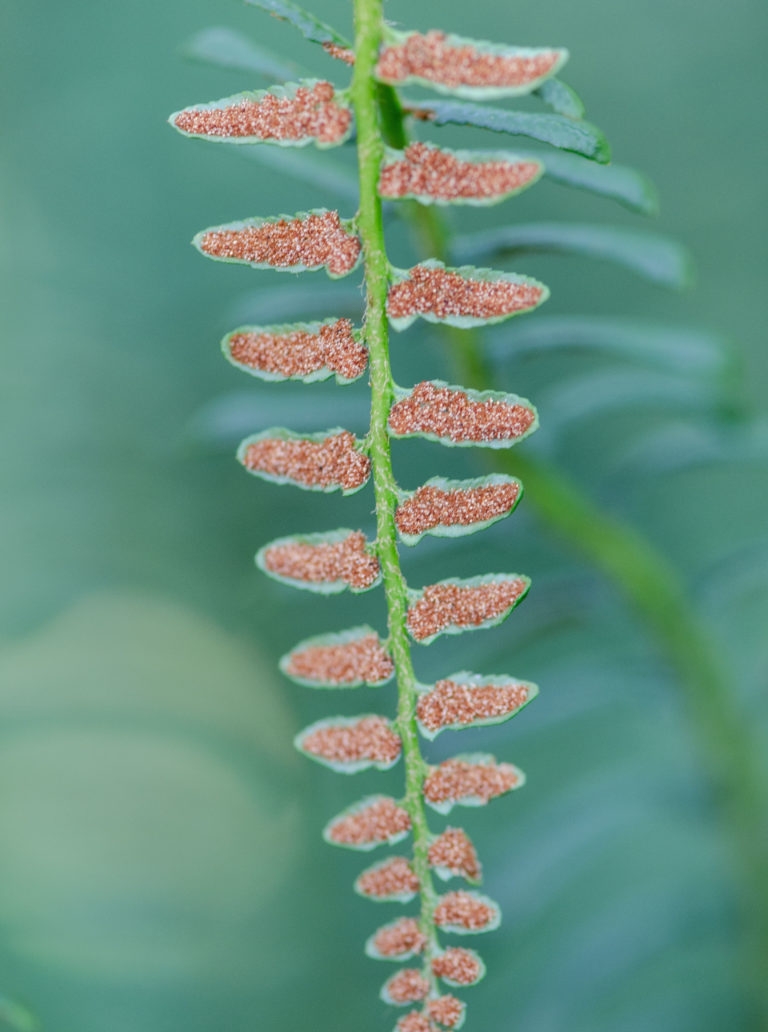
[376,84,768,1022]
[351,0,439,974]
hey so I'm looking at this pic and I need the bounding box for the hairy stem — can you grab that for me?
[351,0,439,969]
[377,128,768,1021]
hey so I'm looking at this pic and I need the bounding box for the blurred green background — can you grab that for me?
[1,0,767,1030]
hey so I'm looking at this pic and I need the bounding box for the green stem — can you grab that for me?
[378,113,768,1022]
[351,0,439,972]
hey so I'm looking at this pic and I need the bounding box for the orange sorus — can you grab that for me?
[389,382,536,446]
[172,81,351,144]
[406,575,530,642]
[431,947,485,986]
[428,828,481,883]
[225,319,367,382]
[325,796,411,849]
[379,143,541,203]
[433,891,499,932]
[423,757,523,812]
[376,30,564,93]
[297,715,401,770]
[197,210,361,277]
[396,477,520,539]
[259,530,380,591]
[322,41,355,64]
[281,628,394,687]
[395,1013,436,1032]
[387,264,546,326]
[368,918,427,959]
[417,676,535,734]
[426,995,466,1029]
[356,857,420,900]
[382,969,430,1004]
[239,430,370,493]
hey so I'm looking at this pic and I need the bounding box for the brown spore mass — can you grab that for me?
[285,632,394,685]
[379,142,540,202]
[396,1014,435,1032]
[418,678,531,731]
[301,716,401,766]
[431,948,482,986]
[377,30,561,89]
[327,797,411,846]
[428,828,481,882]
[372,918,427,958]
[389,382,535,445]
[434,891,497,931]
[200,211,361,276]
[396,479,519,537]
[384,969,431,1004]
[228,319,367,381]
[406,577,528,641]
[388,265,542,322]
[263,531,380,590]
[174,81,351,143]
[242,431,370,492]
[423,759,520,806]
[322,41,356,64]
[427,996,465,1029]
[357,857,420,899]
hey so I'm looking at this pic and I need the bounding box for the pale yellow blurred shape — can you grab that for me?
[0,591,304,980]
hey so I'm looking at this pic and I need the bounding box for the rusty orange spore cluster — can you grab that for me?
[423,758,520,806]
[301,716,401,765]
[406,576,528,640]
[396,479,520,537]
[434,891,496,930]
[357,856,420,898]
[384,969,430,1004]
[327,797,411,847]
[418,678,531,731]
[379,142,540,202]
[428,828,481,881]
[377,30,561,89]
[242,431,370,491]
[174,81,351,143]
[263,531,380,590]
[427,996,465,1028]
[396,1013,435,1032]
[285,632,394,686]
[388,265,543,322]
[200,211,361,276]
[431,947,482,985]
[227,319,368,381]
[322,41,356,64]
[389,382,535,445]
[372,918,427,958]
